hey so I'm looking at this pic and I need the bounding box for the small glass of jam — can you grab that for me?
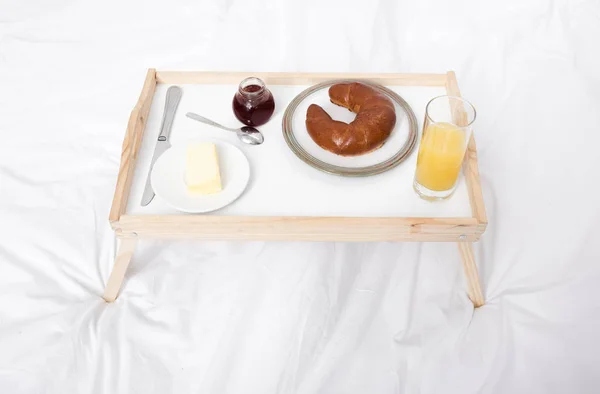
[232,77,275,127]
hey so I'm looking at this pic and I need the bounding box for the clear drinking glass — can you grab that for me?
[413,95,476,200]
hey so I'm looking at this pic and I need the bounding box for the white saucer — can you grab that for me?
[151,139,250,213]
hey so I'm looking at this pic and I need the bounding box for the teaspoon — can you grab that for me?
[186,112,264,145]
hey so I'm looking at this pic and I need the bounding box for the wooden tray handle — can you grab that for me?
[109,69,157,225]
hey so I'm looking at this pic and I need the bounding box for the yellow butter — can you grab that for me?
[185,143,222,195]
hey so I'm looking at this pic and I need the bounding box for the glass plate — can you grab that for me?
[282,80,418,177]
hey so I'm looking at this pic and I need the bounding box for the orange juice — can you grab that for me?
[415,122,467,191]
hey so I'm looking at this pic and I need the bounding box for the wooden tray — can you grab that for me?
[104,70,487,306]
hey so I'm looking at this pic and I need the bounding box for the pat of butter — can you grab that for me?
[185,143,222,195]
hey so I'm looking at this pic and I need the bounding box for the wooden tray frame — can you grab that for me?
[104,70,487,307]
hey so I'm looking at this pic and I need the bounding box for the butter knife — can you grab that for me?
[140,86,183,206]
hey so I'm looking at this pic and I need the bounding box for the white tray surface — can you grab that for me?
[125,84,472,218]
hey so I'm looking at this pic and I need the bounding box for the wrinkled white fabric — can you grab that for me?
[1,0,600,393]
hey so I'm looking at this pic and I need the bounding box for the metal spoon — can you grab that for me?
[185,112,264,145]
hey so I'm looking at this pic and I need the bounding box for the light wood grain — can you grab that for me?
[445,71,488,225]
[109,69,157,225]
[103,237,138,302]
[113,215,484,242]
[155,71,447,86]
[457,242,485,307]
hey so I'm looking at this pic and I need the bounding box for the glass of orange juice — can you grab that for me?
[413,95,476,200]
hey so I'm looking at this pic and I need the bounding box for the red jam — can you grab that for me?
[232,77,275,127]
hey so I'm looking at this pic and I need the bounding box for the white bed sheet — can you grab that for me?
[1,0,600,393]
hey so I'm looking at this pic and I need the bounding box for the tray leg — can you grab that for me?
[457,242,485,308]
[103,237,138,302]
